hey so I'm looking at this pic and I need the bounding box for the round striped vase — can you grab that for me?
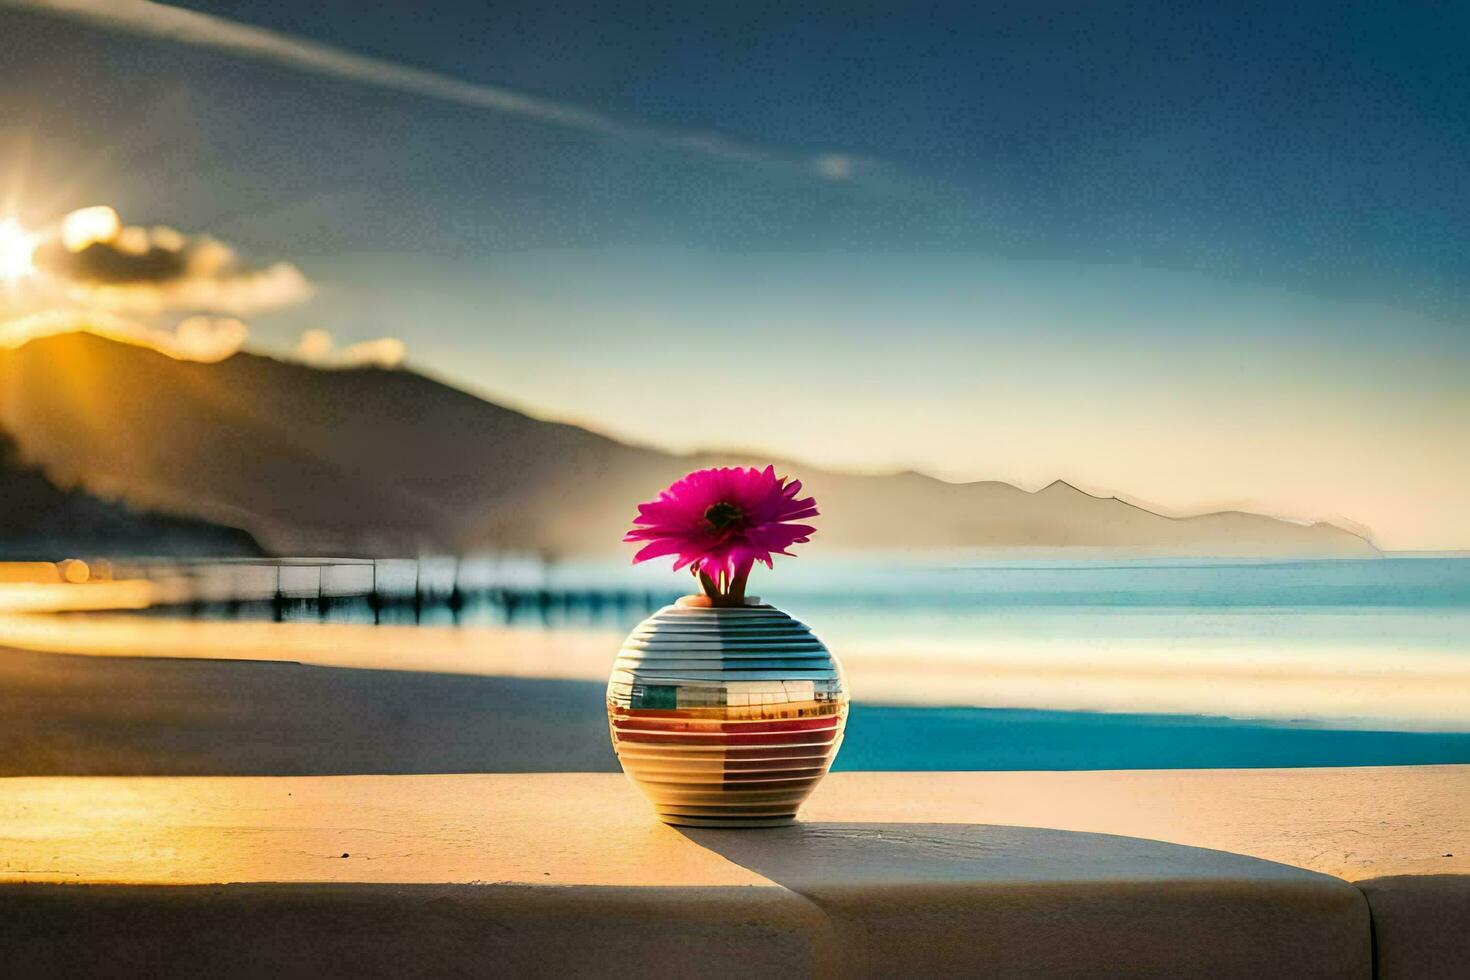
[607,595,848,828]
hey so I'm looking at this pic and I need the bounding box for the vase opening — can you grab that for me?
[675,593,764,608]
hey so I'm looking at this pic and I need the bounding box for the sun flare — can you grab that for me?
[0,219,37,281]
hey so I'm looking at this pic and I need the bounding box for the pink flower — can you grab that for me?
[624,466,818,595]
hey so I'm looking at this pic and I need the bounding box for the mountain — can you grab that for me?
[0,332,1377,558]
[0,429,261,559]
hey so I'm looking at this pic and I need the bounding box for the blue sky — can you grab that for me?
[0,1,1466,547]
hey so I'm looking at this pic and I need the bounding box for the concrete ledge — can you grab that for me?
[0,877,1368,979]
[0,769,1464,978]
[679,823,1369,977]
[0,885,831,979]
[1356,875,1470,980]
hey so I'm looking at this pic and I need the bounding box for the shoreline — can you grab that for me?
[3,642,1469,777]
[1,611,1467,731]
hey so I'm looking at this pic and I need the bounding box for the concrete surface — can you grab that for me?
[0,768,1464,977]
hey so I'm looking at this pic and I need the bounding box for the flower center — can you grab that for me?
[703,500,745,532]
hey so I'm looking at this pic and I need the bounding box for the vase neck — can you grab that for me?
[675,594,764,609]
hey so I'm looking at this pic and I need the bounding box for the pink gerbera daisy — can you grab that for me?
[624,466,818,602]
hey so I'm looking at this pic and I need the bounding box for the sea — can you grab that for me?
[125,552,1470,771]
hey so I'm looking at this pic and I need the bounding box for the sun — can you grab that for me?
[0,219,37,282]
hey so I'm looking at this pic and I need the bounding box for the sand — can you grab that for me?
[6,642,1470,777]
[1,612,1468,730]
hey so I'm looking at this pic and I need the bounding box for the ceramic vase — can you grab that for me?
[607,595,848,827]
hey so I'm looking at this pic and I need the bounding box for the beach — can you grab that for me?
[0,555,1466,776]
[3,613,1470,777]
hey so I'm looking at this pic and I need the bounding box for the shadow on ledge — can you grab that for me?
[0,827,1385,979]
[1354,874,1470,980]
[681,821,1369,978]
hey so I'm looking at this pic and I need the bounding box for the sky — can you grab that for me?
[0,1,1466,549]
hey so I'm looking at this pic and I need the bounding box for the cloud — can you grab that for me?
[0,205,307,363]
[815,154,856,181]
[293,328,405,369]
[0,309,248,362]
[8,0,863,182]
[33,206,312,315]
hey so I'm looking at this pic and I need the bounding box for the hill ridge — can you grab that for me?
[0,332,1378,558]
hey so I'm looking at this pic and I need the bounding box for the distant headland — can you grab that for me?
[0,331,1378,559]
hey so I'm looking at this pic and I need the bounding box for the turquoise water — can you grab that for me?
[147,554,1470,768]
[548,555,1470,741]
[759,555,1470,641]
[834,705,1470,771]
[541,553,1470,650]
[233,553,1470,648]
[552,554,1470,767]
[546,553,1470,609]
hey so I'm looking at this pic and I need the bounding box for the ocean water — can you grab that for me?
[120,554,1470,770]
[536,553,1469,657]
[631,555,1470,768]
[695,553,1470,642]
